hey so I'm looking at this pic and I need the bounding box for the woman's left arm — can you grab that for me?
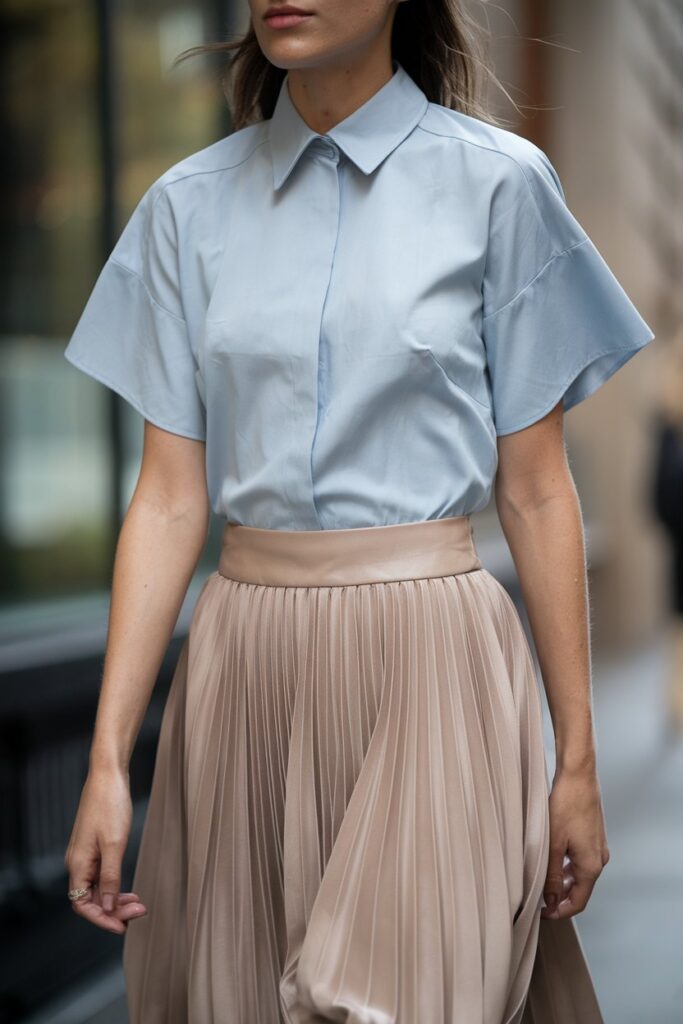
[494,399,611,921]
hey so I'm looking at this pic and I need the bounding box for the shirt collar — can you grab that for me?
[268,59,429,191]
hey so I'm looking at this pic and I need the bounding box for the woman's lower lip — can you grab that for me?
[265,13,313,28]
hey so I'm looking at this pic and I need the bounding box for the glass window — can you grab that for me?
[0,0,233,627]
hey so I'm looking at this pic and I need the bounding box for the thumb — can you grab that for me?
[98,841,122,913]
[543,842,566,913]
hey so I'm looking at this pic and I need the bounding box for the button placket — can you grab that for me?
[307,148,341,527]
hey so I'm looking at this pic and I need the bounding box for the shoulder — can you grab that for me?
[123,122,268,253]
[110,122,268,276]
[418,103,564,203]
[146,121,269,208]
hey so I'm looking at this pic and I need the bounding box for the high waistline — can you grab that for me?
[217,515,482,587]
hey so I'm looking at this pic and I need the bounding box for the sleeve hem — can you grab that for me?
[493,325,655,436]
[64,348,207,442]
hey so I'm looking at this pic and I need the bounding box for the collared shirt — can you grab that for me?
[64,59,655,530]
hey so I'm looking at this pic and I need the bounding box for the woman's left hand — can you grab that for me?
[541,766,610,920]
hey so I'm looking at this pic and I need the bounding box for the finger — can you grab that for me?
[563,872,598,916]
[69,877,127,934]
[93,883,148,919]
[552,859,600,919]
[112,891,147,918]
[80,884,146,926]
[98,843,123,912]
[116,892,144,905]
[115,900,148,922]
[543,844,567,914]
[67,856,97,912]
[542,864,595,920]
[73,897,127,934]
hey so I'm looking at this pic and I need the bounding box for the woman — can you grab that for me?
[63,1,655,1021]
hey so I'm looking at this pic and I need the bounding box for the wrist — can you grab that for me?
[89,745,130,776]
[553,715,597,775]
[554,743,597,776]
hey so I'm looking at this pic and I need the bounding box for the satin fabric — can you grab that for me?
[122,516,604,1023]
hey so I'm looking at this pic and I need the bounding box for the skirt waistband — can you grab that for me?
[217,515,482,587]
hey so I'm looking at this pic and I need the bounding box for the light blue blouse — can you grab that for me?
[64,58,655,530]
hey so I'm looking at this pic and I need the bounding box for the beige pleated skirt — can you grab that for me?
[122,515,604,1024]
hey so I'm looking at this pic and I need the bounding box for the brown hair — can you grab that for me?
[173,2,519,132]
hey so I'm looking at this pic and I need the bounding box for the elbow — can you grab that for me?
[494,469,578,525]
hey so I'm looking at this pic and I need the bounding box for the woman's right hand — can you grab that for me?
[64,767,148,934]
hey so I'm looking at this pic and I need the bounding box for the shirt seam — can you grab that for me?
[482,237,590,323]
[152,134,269,196]
[127,137,270,323]
[109,256,188,325]
[417,121,550,199]
[421,117,577,272]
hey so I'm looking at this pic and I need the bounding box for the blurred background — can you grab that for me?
[0,0,681,1021]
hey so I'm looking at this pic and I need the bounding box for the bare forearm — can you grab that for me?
[496,481,597,774]
[89,496,209,774]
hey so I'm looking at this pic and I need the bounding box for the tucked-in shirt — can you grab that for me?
[63,58,655,530]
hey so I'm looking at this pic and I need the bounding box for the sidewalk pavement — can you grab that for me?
[544,633,683,1024]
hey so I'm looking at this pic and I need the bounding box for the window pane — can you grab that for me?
[0,0,107,610]
[1,0,232,622]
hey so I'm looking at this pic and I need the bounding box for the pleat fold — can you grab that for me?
[123,564,603,1024]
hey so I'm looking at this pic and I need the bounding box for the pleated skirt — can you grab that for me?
[122,515,604,1024]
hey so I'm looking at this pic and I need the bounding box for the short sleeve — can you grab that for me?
[481,143,655,436]
[64,178,206,441]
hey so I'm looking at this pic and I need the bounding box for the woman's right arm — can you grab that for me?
[64,420,210,933]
